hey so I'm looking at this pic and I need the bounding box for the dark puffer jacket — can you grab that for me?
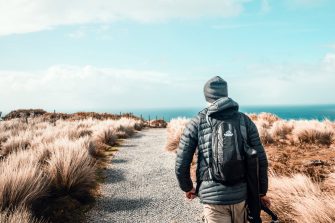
[175,97,268,204]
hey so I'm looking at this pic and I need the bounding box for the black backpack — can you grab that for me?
[207,113,245,186]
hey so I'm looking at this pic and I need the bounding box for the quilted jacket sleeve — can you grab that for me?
[175,116,199,192]
[244,114,269,196]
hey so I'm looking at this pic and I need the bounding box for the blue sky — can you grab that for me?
[0,0,335,112]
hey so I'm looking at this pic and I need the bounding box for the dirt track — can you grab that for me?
[87,128,203,223]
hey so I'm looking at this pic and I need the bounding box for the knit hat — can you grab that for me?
[203,76,228,103]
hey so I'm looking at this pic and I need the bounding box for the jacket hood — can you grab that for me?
[206,97,239,116]
[199,97,239,126]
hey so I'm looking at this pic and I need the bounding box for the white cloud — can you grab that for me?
[1,53,335,112]
[0,65,204,111]
[230,53,335,105]
[0,0,245,36]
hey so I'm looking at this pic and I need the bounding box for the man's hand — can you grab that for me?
[260,195,271,208]
[186,187,197,200]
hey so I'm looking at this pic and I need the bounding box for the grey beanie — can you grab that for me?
[204,76,228,103]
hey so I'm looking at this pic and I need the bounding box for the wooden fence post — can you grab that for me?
[53,109,56,126]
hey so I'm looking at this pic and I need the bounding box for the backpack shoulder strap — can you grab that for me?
[239,112,248,142]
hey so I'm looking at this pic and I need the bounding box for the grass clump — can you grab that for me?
[0,114,144,222]
[166,114,335,222]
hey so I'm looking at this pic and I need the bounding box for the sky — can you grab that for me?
[0,0,335,113]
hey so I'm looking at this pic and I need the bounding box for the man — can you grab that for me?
[175,76,270,223]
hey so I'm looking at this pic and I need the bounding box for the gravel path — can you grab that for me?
[87,128,203,223]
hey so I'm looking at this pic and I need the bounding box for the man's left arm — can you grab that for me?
[245,115,269,196]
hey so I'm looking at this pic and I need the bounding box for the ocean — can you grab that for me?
[2,105,335,121]
[122,105,335,121]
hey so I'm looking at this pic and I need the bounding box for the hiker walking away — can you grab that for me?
[175,76,270,223]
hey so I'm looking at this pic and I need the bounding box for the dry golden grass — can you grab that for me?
[0,150,49,210]
[0,206,45,223]
[3,109,141,122]
[251,114,335,147]
[148,119,168,128]
[269,174,335,223]
[46,139,96,203]
[0,115,144,222]
[165,117,190,152]
[166,114,335,223]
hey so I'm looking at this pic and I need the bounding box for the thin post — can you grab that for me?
[53,109,56,126]
[148,115,150,127]
[156,115,157,121]
[140,114,143,120]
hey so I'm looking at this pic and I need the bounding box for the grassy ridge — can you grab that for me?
[166,113,335,223]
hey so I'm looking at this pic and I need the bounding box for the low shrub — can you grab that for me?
[46,139,96,203]
[269,120,294,142]
[257,112,280,125]
[0,115,142,222]
[0,151,49,210]
[165,118,190,152]
[269,174,335,223]
[0,206,45,223]
[1,134,32,157]
[292,120,334,146]
[166,116,335,222]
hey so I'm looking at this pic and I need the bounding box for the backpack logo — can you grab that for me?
[224,130,233,137]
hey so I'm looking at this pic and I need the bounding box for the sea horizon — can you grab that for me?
[2,104,335,121]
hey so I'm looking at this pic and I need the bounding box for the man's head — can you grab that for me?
[204,76,228,103]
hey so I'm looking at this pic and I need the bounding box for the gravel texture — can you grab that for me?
[87,128,203,223]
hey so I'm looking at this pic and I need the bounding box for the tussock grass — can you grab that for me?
[292,120,334,145]
[1,133,32,157]
[148,119,168,128]
[3,109,141,122]
[166,115,335,222]
[269,174,335,223]
[250,114,335,146]
[165,118,190,152]
[0,206,45,223]
[46,139,96,203]
[249,112,280,124]
[0,114,144,222]
[269,120,294,142]
[0,150,49,211]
